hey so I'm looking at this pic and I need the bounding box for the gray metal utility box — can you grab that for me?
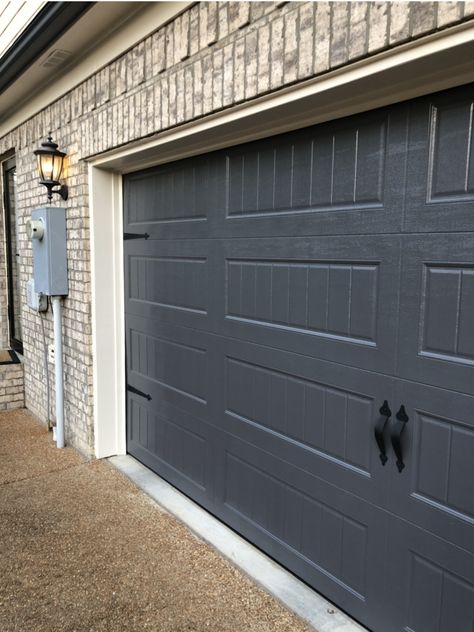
[31,207,68,296]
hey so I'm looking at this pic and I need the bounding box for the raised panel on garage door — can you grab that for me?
[124,238,218,332]
[123,153,225,240]
[398,233,474,394]
[388,380,474,555]
[215,235,401,375]
[213,104,407,238]
[212,430,390,631]
[125,314,220,506]
[385,515,474,632]
[404,84,474,233]
[214,337,394,507]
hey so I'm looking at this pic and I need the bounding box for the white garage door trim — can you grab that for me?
[89,20,474,459]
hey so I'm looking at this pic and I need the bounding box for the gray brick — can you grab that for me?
[189,6,200,56]
[199,2,209,49]
[464,2,474,17]
[185,65,194,119]
[314,2,331,74]
[84,77,96,113]
[179,11,190,60]
[202,54,213,113]
[233,37,245,102]
[207,2,219,45]
[436,2,462,27]
[257,22,271,93]
[213,49,224,110]
[173,17,182,66]
[165,23,174,69]
[245,29,258,98]
[349,2,368,60]
[298,2,314,79]
[146,85,154,135]
[115,56,127,96]
[410,2,437,37]
[176,68,185,123]
[193,59,203,117]
[219,3,229,39]
[168,73,177,126]
[132,42,145,87]
[223,43,234,106]
[152,29,166,75]
[96,67,110,106]
[71,86,82,120]
[144,36,153,80]
[229,2,250,31]
[283,9,298,83]
[389,2,410,44]
[368,2,389,53]
[61,94,71,124]
[330,2,349,67]
[270,15,284,89]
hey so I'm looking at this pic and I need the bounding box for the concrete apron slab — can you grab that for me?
[109,455,366,632]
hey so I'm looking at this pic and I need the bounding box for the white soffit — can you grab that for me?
[0,1,190,134]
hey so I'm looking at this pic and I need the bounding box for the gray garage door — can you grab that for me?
[124,84,474,632]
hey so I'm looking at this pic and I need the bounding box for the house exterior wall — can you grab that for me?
[0,1,473,456]
[0,362,24,411]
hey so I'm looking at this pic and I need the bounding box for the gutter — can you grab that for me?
[0,2,94,95]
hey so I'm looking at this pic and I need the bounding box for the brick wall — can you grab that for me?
[0,362,24,411]
[0,1,472,455]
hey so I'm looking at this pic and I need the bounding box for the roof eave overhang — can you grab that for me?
[0,2,94,95]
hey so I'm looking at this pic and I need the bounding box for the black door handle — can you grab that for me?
[391,405,409,472]
[374,400,391,465]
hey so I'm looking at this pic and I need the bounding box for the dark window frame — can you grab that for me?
[2,156,23,354]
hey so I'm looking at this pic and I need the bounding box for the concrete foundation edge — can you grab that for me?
[108,454,367,632]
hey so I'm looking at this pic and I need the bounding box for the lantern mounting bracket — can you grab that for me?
[41,182,68,202]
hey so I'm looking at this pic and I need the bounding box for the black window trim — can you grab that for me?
[2,155,23,355]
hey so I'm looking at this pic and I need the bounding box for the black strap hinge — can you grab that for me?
[124,232,149,240]
[127,384,152,400]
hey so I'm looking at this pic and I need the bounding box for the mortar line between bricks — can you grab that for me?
[0,460,93,487]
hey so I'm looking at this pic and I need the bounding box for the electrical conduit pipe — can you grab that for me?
[51,296,65,448]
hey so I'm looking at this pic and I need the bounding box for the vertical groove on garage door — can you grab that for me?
[124,84,474,632]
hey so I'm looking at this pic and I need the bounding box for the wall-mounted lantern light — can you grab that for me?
[34,133,68,202]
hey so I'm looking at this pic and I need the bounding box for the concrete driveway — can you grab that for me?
[0,409,311,632]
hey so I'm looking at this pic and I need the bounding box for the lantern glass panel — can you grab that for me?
[52,154,63,182]
[37,153,64,184]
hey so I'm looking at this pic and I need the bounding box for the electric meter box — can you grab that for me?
[30,207,68,296]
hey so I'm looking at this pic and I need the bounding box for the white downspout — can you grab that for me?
[51,296,65,448]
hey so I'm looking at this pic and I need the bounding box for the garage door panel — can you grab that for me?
[126,315,212,419]
[404,85,474,233]
[217,236,401,374]
[398,234,474,394]
[217,106,407,237]
[127,396,217,506]
[124,239,214,330]
[213,433,388,631]
[386,516,474,632]
[390,380,474,553]
[124,154,225,239]
[216,338,393,504]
